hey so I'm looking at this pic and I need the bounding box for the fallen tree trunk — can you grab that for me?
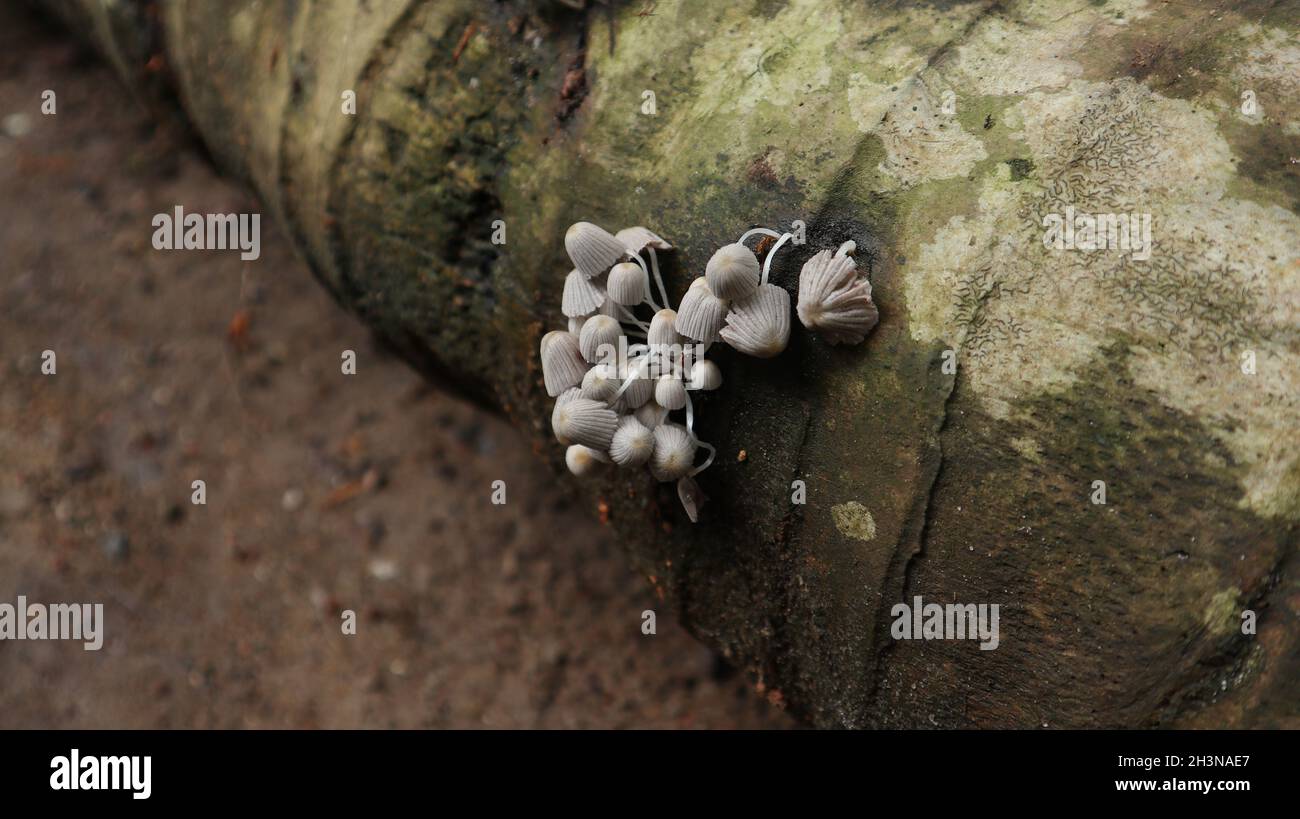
[43,0,1299,728]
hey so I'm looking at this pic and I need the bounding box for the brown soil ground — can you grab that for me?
[0,4,793,729]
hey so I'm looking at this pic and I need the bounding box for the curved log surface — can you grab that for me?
[42,0,1299,727]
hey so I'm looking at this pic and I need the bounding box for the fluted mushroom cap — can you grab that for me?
[654,376,688,411]
[609,415,655,467]
[562,268,606,317]
[551,397,619,451]
[620,355,655,408]
[579,362,621,402]
[578,314,622,363]
[634,401,669,430]
[650,423,697,482]
[719,283,791,358]
[705,242,761,301]
[565,221,626,278]
[540,330,589,397]
[647,305,681,351]
[615,226,673,251]
[796,249,879,345]
[606,261,648,306]
[674,277,728,343]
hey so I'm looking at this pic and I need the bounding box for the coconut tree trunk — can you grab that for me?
[40,0,1299,728]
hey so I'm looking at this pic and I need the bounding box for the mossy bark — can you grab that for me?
[44,0,1299,727]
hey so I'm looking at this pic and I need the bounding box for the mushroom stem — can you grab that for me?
[689,440,717,478]
[624,250,664,311]
[647,247,670,309]
[760,231,794,286]
[611,302,651,332]
[683,390,718,478]
[738,226,782,245]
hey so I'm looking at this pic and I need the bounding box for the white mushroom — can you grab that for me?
[650,423,697,482]
[540,330,589,397]
[687,359,722,391]
[579,363,621,402]
[796,246,879,345]
[551,397,619,450]
[562,268,606,317]
[674,277,728,343]
[719,283,790,358]
[606,261,648,306]
[609,415,655,467]
[705,242,761,301]
[565,444,609,476]
[578,314,622,363]
[620,355,655,408]
[565,221,626,278]
[654,375,687,411]
[615,226,673,251]
[634,401,669,429]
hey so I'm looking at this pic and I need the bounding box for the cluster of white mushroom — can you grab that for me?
[540,220,878,522]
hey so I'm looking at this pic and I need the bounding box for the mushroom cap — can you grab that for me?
[565,444,609,476]
[688,359,723,391]
[551,397,619,451]
[562,268,606,317]
[606,261,648,306]
[654,375,688,411]
[578,314,622,363]
[648,308,682,351]
[719,283,791,358]
[674,277,729,343]
[620,355,655,408]
[650,423,697,482]
[565,221,626,278]
[705,242,761,301]
[609,415,655,467]
[796,249,879,345]
[549,387,582,444]
[580,362,621,402]
[540,330,590,397]
[634,401,670,430]
[615,226,673,252]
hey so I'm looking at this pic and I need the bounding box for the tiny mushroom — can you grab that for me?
[688,359,722,391]
[615,226,673,251]
[634,401,670,430]
[551,397,619,451]
[654,375,688,411]
[719,283,791,358]
[562,268,606,317]
[565,221,627,278]
[565,444,609,476]
[606,261,648,306]
[540,330,589,397]
[796,243,879,345]
[579,314,622,363]
[650,422,697,482]
[580,363,621,402]
[674,277,728,343]
[705,242,761,301]
[609,415,655,467]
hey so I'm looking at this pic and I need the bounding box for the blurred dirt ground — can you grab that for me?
[0,4,793,729]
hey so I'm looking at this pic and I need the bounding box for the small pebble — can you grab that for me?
[281,488,304,511]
